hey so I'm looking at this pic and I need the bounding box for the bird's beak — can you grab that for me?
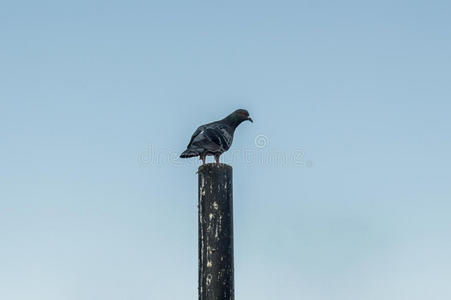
[247,116,253,123]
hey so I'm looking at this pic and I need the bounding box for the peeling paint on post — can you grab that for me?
[198,163,234,300]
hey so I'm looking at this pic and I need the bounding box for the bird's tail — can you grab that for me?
[180,148,203,158]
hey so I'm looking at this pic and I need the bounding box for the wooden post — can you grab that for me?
[198,163,234,300]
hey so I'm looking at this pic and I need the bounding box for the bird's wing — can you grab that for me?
[187,125,206,148]
[190,122,233,152]
[209,123,233,150]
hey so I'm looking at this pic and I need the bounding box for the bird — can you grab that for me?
[180,109,253,165]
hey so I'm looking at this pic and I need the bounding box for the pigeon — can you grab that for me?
[180,109,253,164]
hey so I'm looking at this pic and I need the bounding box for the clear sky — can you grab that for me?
[1,1,450,299]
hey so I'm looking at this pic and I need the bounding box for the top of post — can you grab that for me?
[198,163,232,175]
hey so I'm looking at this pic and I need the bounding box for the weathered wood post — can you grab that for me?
[198,163,234,300]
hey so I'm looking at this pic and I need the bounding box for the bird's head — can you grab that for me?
[224,109,253,128]
[231,109,253,124]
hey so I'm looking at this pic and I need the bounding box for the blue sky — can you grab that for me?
[1,1,450,299]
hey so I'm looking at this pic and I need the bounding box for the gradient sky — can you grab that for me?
[1,1,451,299]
